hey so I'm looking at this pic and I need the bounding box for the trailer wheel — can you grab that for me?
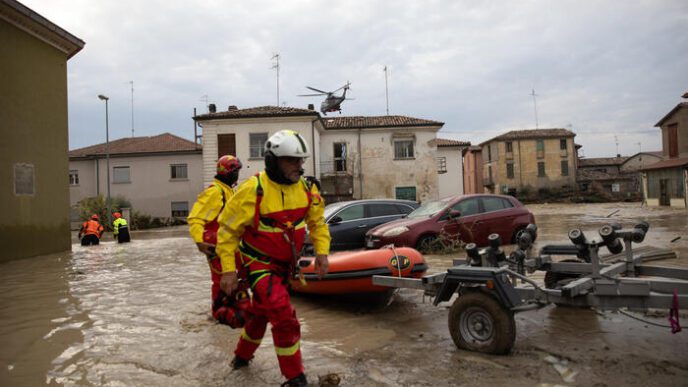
[544,259,584,289]
[448,291,515,355]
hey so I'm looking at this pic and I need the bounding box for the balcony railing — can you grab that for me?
[320,158,352,176]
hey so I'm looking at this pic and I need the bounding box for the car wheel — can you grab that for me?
[416,235,437,253]
[448,290,515,354]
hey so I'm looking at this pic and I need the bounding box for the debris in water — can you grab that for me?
[318,372,341,386]
[543,355,578,384]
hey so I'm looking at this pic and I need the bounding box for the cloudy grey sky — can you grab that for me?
[23,0,688,157]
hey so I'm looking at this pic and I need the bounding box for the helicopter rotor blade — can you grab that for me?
[306,86,328,94]
[298,93,326,97]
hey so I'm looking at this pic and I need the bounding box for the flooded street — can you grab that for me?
[1,203,687,386]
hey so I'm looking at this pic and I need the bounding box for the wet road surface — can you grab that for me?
[1,202,686,386]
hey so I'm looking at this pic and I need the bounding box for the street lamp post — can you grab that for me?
[98,94,111,228]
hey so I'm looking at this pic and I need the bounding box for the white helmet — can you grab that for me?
[264,130,311,158]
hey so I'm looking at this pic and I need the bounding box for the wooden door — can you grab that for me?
[659,179,669,206]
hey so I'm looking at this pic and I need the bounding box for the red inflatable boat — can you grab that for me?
[289,247,428,294]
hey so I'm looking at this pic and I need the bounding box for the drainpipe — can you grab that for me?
[311,119,316,176]
[96,157,100,196]
[358,128,363,199]
[517,140,523,188]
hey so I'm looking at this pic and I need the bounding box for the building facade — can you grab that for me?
[433,138,470,198]
[194,106,448,203]
[69,133,203,219]
[1,0,84,261]
[641,95,688,208]
[478,128,577,195]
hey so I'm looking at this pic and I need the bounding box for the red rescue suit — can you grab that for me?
[216,172,330,380]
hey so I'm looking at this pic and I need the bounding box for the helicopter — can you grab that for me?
[298,82,353,115]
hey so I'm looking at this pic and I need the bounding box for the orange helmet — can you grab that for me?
[217,155,242,177]
[91,214,99,220]
[113,212,122,219]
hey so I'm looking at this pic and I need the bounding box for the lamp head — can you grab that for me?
[98,94,109,101]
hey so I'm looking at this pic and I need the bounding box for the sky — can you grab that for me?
[22,0,688,158]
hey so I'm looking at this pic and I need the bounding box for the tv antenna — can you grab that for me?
[615,135,619,155]
[129,81,135,137]
[271,53,280,106]
[531,88,539,129]
[384,65,390,115]
[200,95,209,112]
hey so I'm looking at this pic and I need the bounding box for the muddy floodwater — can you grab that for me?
[1,202,687,386]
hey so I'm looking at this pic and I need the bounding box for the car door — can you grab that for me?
[478,196,516,243]
[359,202,408,247]
[328,203,366,250]
[443,197,483,245]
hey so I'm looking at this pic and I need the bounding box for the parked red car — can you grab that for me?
[365,194,535,251]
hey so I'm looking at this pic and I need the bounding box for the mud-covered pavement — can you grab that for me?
[1,202,687,386]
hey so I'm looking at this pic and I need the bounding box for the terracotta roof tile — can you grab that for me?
[480,128,575,145]
[578,157,628,167]
[69,133,200,158]
[194,106,318,121]
[322,115,444,129]
[430,138,471,147]
[641,156,688,171]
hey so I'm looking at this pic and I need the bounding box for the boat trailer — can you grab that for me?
[373,222,687,354]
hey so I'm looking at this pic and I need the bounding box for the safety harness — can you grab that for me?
[239,173,314,295]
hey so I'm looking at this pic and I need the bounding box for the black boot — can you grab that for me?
[230,356,250,370]
[281,373,308,387]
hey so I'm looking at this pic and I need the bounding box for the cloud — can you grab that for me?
[21,0,688,157]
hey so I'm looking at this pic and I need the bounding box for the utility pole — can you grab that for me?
[531,88,539,129]
[129,81,135,137]
[271,53,280,106]
[615,135,619,156]
[384,65,390,115]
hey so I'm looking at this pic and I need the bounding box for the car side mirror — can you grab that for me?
[328,216,342,225]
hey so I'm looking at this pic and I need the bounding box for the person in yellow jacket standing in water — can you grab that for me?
[187,155,242,309]
[216,130,330,387]
[112,212,131,243]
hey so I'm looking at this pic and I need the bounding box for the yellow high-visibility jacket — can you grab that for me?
[216,171,330,273]
[187,180,235,244]
[113,217,128,235]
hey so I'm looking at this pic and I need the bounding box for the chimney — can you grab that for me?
[228,105,238,111]
[208,103,216,113]
[307,104,314,110]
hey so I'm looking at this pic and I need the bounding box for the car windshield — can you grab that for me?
[324,201,350,219]
[407,197,453,218]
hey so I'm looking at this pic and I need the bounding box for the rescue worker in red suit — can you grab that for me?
[216,130,330,387]
[78,214,104,246]
[187,155,242,309]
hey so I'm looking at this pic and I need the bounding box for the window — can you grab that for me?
[536,139,544,158]
[560,139,567,150]
[482,197,513,212]
[171,201,189,217]
[218,133,236,159]
[487,144,492,161]
[368,204,401,217]
[113,166,131,183]
[14,163,34,195]
[506,163,514,179]
[452,198,480,217]
[437,157,447,174]
[170,164,188,180]
[537,161,546,177]
[561,160,569,176]
[395,186,416,201]
[335,204,364,222]
[334,142,347,172]
[394,140,414,159]
[69,170,79,185]
[250,132,268,158]
[505,141,513,152]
